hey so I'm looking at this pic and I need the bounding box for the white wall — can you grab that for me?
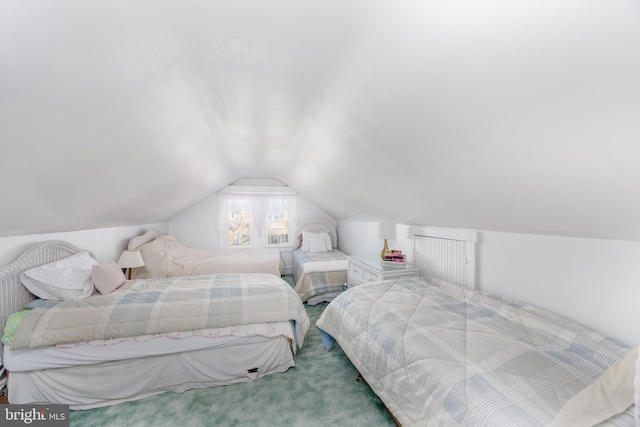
[479,231,640,347]
[0,223,169,267]
[170,192,335,249]
[337,221,415,261]
[337,220,640,346]
[169,194,220,249]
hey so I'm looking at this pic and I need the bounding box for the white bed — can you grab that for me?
[316,229,638,426]
[0,240,309,409]
[291,220,348,305]
[128,229,283,279]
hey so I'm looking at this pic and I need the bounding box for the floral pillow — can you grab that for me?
[20,252,97,300]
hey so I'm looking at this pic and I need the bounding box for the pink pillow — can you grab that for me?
[91,263,126,295]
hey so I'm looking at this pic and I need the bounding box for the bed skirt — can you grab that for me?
[8,336,294,410]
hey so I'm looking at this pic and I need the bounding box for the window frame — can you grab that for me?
[218,186,297,249]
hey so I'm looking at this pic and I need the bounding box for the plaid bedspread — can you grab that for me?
[294,271,347,304]
[316,277,634,427]
[12,273,310,350]
[293,249,347,303]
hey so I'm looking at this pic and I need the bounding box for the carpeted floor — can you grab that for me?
[69,276,395,427]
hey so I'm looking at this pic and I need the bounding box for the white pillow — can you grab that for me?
[301,231,332,252]
[309,237,329,253]
[20,252,97,300]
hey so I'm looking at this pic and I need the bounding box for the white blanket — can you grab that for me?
[131,234,282,279]
[317,277,634,426]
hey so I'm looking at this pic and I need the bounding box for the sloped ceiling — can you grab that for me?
[1,0,639,240]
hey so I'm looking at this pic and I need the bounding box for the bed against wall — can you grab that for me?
[291,220,348,304]
[127,228,283,279]
[316,230,638,426]
[0,240,309,408]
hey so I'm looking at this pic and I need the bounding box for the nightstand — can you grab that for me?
[347,255,419,288]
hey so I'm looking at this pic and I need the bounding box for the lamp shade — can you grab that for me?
[117,250,144,268]
[377,222,397,240]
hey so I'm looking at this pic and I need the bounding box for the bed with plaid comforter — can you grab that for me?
[293,249,348,304]
[316,277,634,427]
[12,273,310,350]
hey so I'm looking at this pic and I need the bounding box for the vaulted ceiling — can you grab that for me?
[1,0,639,240]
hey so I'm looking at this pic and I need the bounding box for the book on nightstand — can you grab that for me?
[382,250,406,265]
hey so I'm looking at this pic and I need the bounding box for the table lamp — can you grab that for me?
[117,250,144,280]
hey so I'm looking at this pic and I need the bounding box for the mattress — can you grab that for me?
[4,321,295,371]
[316,277,635,426]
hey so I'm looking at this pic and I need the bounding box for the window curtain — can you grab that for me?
[218,191,297,248]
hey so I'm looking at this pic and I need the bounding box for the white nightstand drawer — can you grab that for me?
[346,276,361,288]
[347,255,419,290]
[348,264,364,281]
[363,270,379,283]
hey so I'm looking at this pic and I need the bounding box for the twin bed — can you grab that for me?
[317,231,638,426]
[0,240,309,409]
[127,228,283,279]
[291,220,349,305]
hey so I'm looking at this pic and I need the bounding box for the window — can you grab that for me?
[227,199,252,246]
[219,187,296,248]
[265,201,290,245]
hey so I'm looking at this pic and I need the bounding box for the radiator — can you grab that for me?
[413,232,477,290]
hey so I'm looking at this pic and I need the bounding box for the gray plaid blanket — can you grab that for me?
[13,273,310,350]
[293,249,347,302]
[316,277,633,427]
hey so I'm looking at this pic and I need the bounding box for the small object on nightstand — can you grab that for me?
[382,249,406,265]
[380,239,390,259]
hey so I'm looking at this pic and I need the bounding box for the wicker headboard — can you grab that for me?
[0,240,93,392]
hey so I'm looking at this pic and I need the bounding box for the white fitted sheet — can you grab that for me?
[4,321,295,371]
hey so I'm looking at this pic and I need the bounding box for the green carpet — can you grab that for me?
[69,277,395,427]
